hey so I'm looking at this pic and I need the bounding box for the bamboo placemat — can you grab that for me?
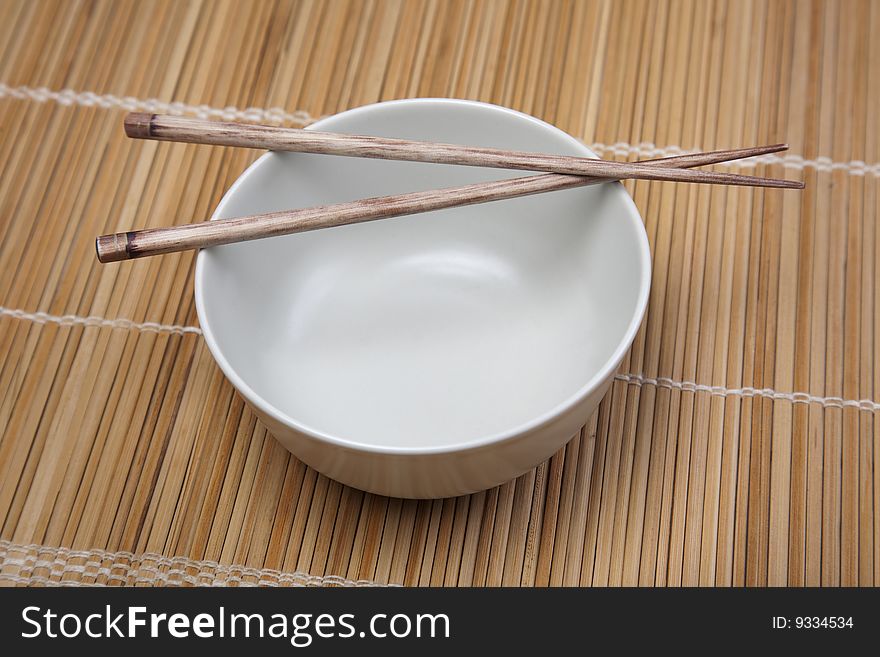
[0,0,877,587]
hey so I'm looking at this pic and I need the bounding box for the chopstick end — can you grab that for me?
[124,112,155,139]
[96,233,133,263]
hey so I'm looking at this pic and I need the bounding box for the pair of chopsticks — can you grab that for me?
[95,113,803,263]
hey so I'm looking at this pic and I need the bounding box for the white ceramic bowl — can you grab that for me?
[195,99,650,498]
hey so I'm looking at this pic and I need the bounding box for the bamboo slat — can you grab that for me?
[0,0,877,587]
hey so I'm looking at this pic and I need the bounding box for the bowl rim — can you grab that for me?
[195,97,651,456]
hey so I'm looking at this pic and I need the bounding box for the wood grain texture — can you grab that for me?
[123,113,801,187]
[0,0,877,587]
[95,145,790,262]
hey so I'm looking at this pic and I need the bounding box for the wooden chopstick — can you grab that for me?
[96,144,789,263]
[125,113,803,190]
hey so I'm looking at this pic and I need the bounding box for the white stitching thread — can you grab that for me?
[0,540,392,587]
[0,306,202,335]
[0,83,315,126]
[614,373,880,413]
[1,82,878,177]
[2,304,877,413]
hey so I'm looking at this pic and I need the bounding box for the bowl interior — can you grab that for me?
[197,100,648,450]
